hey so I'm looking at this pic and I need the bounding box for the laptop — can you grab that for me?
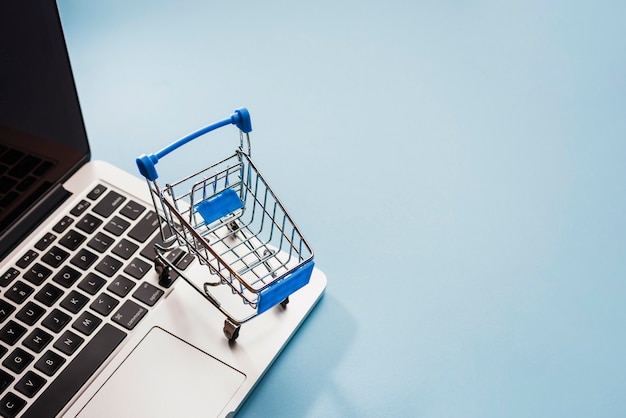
[0,2,326,417]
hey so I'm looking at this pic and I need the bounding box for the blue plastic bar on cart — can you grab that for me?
[257,260,315,314]
[136,107,252,181]
[196,189,244,226]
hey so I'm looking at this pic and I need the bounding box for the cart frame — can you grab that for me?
[136,108,314,341]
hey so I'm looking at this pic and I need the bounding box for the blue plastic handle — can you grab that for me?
[136,107,252,181]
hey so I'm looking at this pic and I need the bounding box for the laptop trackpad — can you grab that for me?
[76,327,246,417]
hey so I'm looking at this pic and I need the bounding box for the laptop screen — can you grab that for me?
[0,1,90,256]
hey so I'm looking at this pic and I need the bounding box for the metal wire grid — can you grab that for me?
[147,149,312,310]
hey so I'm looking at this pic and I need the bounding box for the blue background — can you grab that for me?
[58,1,626,416]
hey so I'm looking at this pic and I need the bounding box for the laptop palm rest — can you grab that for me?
[76,326,246,417]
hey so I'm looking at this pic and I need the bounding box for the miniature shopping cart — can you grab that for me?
[136,108,314,341]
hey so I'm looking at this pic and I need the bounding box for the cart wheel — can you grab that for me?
[223,319,240,342]
[280,297,289,309]
[227,220,239,232]
[155,257,175,288]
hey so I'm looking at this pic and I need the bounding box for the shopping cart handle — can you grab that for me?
[136,107,252,181]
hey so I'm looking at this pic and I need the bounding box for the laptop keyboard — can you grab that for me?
[0,183,190,418]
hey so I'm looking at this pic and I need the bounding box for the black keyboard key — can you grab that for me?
[90,293,119,316]
[15,250,37,269]
[0,300,16,324]
[52,265,81,288]
[41,309,71,334]
[8,155,41,178]
[0,191,18,208]
[16,175,36,192]
[0,392,26,417]
[60,290,89,314]
[70,248,98,270]
[12,175,38,194]
[120,200,146,220]
[72,311,102,336]
[0,149,23,165]
[33,160,53,176]
[59,229,86,251]
[34,232,56,251]
[112,238,139,260]
[92,190,125,218]
[0,177,17,194]
[140,231,167,261]
[69,199,90,217]
[165,247,195,270]
[5,281,34,304]
[0,268,19,288]
[22,328,53,354]
[133,282,164,307]
[77,272,106,295]
[23,324,126,418]
[41,246,69,268]
[52,216,73,233]
[165,247,184,264]
[175,252,195,271]
[86,184,107,201]
[0,321,26,346]
[2,347,34,374]
[23,263,52,285]
[112,300,147,330]
[128,210,160,243]
[53,330,84,356]
[76,213,102,234]
[107,275,136,298]
[35,283,64,307]
[87,232,114,253]
[0,370,14,394]
[104,215,130,236]
[95,255,123,277]
[164,248,194,270]
[34,350,65,377]
[15,302,46,326]
[123,257,151,279]
[15,371,47,399]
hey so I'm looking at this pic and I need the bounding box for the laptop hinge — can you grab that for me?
[0,183,71,260]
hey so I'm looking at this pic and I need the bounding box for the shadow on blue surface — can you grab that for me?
[237,293,357,417]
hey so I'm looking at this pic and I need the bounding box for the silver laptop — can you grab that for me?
[0,2,326,417]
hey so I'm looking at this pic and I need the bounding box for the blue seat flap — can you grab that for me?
[196,189,244,225]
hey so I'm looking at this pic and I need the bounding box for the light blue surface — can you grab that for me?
[58,1,626,416]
